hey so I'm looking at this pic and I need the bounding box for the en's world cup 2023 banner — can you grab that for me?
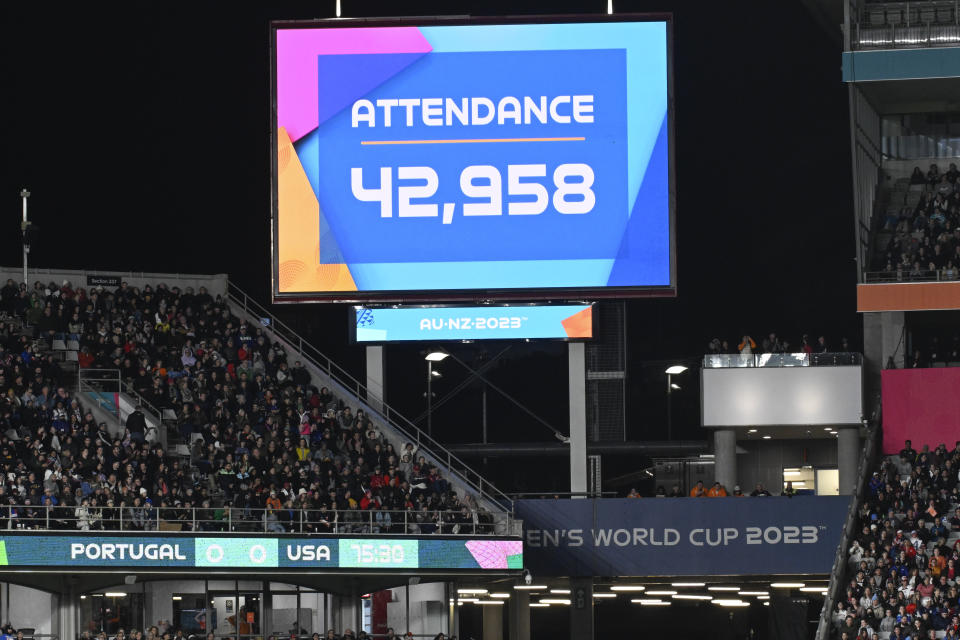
[272,19,673,301]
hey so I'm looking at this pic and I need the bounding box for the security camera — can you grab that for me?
[523,569,532,585]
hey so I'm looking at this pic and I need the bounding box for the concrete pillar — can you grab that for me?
[365,346,385,412]
[881,311,905,369]
[508,590,530,640]
[569,578,593,640]
[57,586,79,640]
[713,429,737,492]
[838,427,861,495]
[482,601,504,640]
[569,342,587,495]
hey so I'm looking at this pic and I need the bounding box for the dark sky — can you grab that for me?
[3,1,858,472]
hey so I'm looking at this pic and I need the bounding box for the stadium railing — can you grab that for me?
[0,505,514,536]
[226,281,515,516]
[814,399,881,640]
[702,352,862,368]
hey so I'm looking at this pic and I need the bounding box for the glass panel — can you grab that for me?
[80,592,144,636]
[237,593,262,640]
[297,592,325,635]
[171,593,209,637]
[816,468,841,495]
[782,466,816,495]
[270,594,304,638]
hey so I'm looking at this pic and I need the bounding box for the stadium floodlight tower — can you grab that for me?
[425,351,449,436]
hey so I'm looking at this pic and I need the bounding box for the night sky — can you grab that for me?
[3,1,857,488]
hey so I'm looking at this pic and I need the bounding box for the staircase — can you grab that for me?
[225,282,516,527]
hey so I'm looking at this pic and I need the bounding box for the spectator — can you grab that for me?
[750,483,772,497]
[689,480,706,497]
[706,481,727,497]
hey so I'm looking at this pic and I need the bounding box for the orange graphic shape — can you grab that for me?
[277,126,357,293]
[561,307,593,338]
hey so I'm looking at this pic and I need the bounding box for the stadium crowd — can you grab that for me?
[878,161,960,282]
[707,332,853,355]
[833,439,960,640]
[0,278,485,534]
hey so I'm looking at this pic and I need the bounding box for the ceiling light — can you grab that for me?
[458,588,488,594]
[783,471,801,476]
[476,601,504,605]
[540,599,571,605]
[713,600,749,607]
[672,582,705,587]
[514,585,548,590]
[823,427,832,431]
[738,591,769,596]
[172,596,182,601]
[670,383,681,390]
[646,590,677,596]
[762,435,772,440]
[529,603,550,608]
[632,599,670,605]
[592,593,617,598]
[105,593,127,597]
[757,595,770,600]
[456,598,479,603]
[80,596,86,600]
[665,365,688,375]
[707,587,741,592]
[748,429,758,433]
[770,583,804,589]
[425,351,449,361]
[489,593,510,599]
[672,594,712,600]
[549,589,571,594]
[763,602,769,606]
[799,587,829,593]
[610,586,646,592]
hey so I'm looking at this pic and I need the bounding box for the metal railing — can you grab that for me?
[77,368,165,447]
[815,405,881,640]
[0,505,514,536]
[854,1,960,49]
[226,281,514,513]
[702,352,863,368]
[864,268,960,282]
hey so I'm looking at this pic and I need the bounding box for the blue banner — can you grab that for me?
[354,304,593,342]
[515,497,850,577]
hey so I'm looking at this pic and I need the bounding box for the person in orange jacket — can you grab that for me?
[689,480,706,497]
[706,481,728,497]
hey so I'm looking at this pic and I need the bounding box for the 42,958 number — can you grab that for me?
[351,163,595,224]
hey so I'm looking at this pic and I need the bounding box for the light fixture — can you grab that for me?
[540,599,571,605]
[713,600,749,607]
[799,587,829,593]
[823,427,832,431]
[672,582,705,588]
[457,588,488,595]
[172,596,182,601]
[757,595,770,600]
[762,436,772,440]
[456,598,479,604]
[529,603,550,608]
[592,593,617,598]
[632,599,669,605]
[80,595,87,600]
[748,429,758,433]
[783,470,801,476]
[549,589,571,594]
[610,586,646,592]
[105,592,127,597]
[514,585,547,590]
[672,594,712,600]
[425,351,449,362]
[707,587,741,592]
[646,590,677,596]
[770,583,804,589]
[430,370,442,378]
[738,591,769,596]
[476,601,504,606]
[489,593,510,599]
[607,0,613,15]
[763,602,769,607]
[665,365,688,375]
[670,383,681,390]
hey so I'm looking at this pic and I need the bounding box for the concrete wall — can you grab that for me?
[2,584,54,634]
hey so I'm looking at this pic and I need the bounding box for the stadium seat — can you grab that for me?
[51,339,66,350]
[66,339,79,350]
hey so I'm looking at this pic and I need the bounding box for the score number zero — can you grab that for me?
[351,164,595,223]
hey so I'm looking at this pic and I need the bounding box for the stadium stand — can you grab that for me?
[0,278,503,535]
[831,439,960,639]
[870,160,960,283]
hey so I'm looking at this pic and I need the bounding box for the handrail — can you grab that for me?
[864,269,959,283]
[703,352,862,368]
[0,504,516,536]
[226,281,514,513]
[815,400,881,640]
[77,368,165,447]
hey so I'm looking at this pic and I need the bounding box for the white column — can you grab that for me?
[569,342,587,495]
[838,427,861,495]
[714,429,737,492]
[508,590,530,640]
[365,346,385,412]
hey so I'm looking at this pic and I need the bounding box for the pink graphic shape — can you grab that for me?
[465,540,523,570]
[277,27,433,142]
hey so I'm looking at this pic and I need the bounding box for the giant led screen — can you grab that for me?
[272,17,673,302]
